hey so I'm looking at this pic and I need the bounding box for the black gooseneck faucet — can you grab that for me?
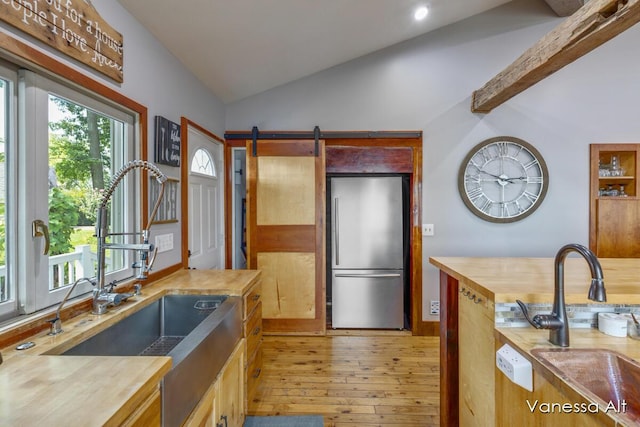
[517,243,606,347]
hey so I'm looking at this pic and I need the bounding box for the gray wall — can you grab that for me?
[0,0,226,272]
[225,0,640,320]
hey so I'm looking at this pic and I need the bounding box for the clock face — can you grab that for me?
[458,136,549,223]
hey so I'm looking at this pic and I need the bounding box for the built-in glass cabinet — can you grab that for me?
[589,143,640,257]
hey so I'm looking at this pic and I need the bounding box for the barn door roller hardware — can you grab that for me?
[246,126,321,157]
[251,126,259,157]
[313,125,320,157]
[226,127,422,157]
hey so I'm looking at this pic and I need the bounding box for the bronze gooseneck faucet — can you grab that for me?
[517,243,606,347]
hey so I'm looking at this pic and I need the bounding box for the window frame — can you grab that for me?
[0,34,150,321]
[17,69,139,313]
[0,60,19,320]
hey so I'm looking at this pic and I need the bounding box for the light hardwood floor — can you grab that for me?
[249,335,440,426]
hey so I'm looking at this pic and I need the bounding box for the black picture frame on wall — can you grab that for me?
[154,116,181,167]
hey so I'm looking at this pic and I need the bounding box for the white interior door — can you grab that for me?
[187,127,224,269]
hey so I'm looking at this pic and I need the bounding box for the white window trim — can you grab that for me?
[15,69,138,314]
[0,61,19,320]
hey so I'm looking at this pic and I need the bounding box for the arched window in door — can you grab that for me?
[190,148,216,177]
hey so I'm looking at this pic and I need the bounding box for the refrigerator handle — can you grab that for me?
[334,197,339,265]
[335,273,402,278]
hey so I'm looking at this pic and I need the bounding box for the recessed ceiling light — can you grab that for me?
[414,5,429,21]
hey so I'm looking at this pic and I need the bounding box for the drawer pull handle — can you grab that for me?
[252,294,260,302]
[253,368,262,378]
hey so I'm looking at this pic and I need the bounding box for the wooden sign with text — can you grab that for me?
[1,0,123,82]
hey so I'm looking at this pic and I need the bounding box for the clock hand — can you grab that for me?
[479,170,514,184]
[505,176,528,183]
[479,170,529,184]
[478,170,503,180]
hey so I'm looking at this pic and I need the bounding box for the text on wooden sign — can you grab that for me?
[1,0,124,82]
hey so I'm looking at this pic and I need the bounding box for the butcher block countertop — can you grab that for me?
[0,268,261,426]
[430,256,640,426]
[0,355,170,426]
[429,257,640,304]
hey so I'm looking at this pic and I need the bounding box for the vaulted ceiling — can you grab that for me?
[117,0,522,103]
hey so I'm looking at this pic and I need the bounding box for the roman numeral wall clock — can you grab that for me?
[458,136,549,223]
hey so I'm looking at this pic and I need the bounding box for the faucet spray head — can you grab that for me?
[588,277,607,302]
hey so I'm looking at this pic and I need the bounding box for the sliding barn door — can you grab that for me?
[246,139,326,334]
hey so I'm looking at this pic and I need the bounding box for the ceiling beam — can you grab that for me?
[471,0,640,113]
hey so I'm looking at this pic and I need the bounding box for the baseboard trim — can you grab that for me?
[414,320,439,336]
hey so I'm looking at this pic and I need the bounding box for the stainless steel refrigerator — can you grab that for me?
[330,176,405,329]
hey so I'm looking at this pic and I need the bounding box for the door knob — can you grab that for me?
[32,219,50,255]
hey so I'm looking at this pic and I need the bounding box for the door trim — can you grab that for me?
[225,133,424,335]
[180,117,225,268]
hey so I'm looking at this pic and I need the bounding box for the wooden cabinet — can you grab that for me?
[457,282,496,426]
[243,281,263,407]
[496,358,614,427]
[121,387,161,427]
[213,341,245,427]
[184,340,245,427]
[589,143,640,257]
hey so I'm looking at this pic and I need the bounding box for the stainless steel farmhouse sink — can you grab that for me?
[59,294,242,427]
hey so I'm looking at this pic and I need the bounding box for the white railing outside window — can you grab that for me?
[0,245,98,300]
[48,245,97,289]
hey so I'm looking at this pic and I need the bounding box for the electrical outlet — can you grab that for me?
[430,300,440,315]
[422,223,434,236]
[496,343,533,391]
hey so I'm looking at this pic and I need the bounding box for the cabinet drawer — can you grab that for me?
[245,302,262,359]
[243,284,262,320]
[246,345,263,403]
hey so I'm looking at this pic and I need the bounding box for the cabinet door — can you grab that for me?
[458,285,495,426]
[596,198,640,257]
[121,388,161,427]
[246,139,326,334]
[589,144,640,256]
[497,362,609,426]
[214,342,245,427]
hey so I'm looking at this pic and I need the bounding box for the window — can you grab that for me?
[0,61,17,319]
[0,78,6,302]
[191,148,216,177]
[0,64,139,320]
